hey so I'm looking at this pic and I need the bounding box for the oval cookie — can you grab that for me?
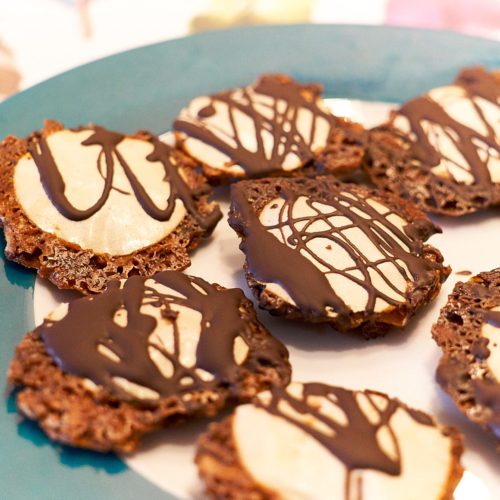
[0,120,222,293]
[7,271,291,452]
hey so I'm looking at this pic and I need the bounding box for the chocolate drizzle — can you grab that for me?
[471,337,490,360]
[396,67,500,204]
[483,309,500,328]
[28,126,220,229]
[174,75,333,176]
[40,271,287,402]
[256,383,435,499]
[231,179,442,320]
[472,379,500,415]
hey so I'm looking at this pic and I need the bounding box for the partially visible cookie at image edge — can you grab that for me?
[174,74,364,183]
[0,120,222,293]
[7,270,291,452]
[364,66,500,215]
[196,381,464,500]
[228,176,450,336]
[433,268,500,446]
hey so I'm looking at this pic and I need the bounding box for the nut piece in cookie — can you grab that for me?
[433,268,500,447]
[0,120,222,293]
[196,381,464,500]
[228,176,450,336]
[174,74,364,183]
[7,270,291,452]
[364,66,500,215]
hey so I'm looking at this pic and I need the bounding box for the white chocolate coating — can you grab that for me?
[393,84,500,184]
[232,383,458,500]
[258,195,412,314]
[176,82,332,175]
[14,129,187,256]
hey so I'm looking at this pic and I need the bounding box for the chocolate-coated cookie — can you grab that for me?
[8,271,291,452]
[196,382,464,500]
[364,67,500,215]
[0,120,221,293]
[174,74,364,183]
[228,176,449,336]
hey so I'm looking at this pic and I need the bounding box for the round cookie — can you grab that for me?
[0,120,222,293]
[174,74,364,183]
[363,66,500,215]
[196,381,464,500]
[228,176,450,337]
[7,270,291,452]
[432,268,500,446]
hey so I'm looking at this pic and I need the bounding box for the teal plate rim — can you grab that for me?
[2,24,500,499]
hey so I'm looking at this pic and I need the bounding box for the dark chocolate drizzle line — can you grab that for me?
[483,309,500,328]
[472,379,500,414]
[40,271,285,402]
[28,128,120,221]
[28,126,220,229]
[174,78,333,176]
[232,182,440,318]
[471,337,490,360]
[397,67,500,202]
[256,383,434,499]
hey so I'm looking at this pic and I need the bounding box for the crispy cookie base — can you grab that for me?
[0,120,220,294]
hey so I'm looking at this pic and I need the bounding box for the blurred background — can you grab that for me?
[2,0,500,101]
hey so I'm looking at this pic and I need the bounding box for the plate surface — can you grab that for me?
[2,24,500,499]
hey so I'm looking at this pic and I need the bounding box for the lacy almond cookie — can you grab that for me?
[0,120,221,293]
[7,271,291,452]
[364,67,500,215]
[196,382,464,500]
[228,176,450,337]
[174,74,364,183]
[433,268,500,447]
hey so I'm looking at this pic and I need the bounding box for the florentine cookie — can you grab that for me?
[7,271,291,452]
[433,268,500,446]
[364,67,500,215]
[173,74,364,183]
[228,176,449,336]
[196,382,464,500]
[0,120,222,293]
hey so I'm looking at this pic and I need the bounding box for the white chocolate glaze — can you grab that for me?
[394,84,500,185]
[175,79,332,176]
[14,129,187,255]
[232,383,458,500]
[258,195,412,314]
